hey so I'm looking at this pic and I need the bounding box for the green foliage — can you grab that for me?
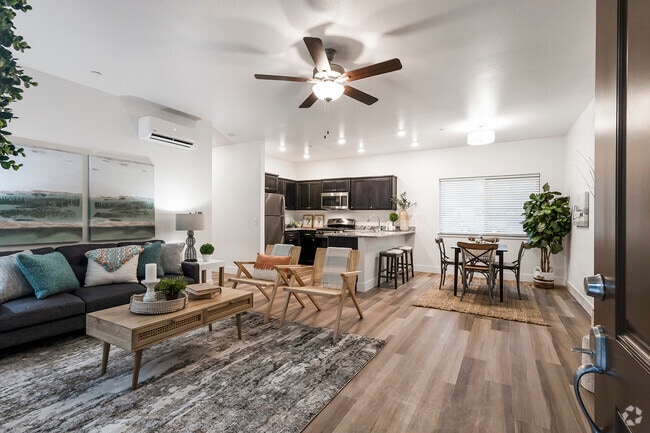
[521,182,572,272]
[155,276,187,296]
[0,0,38,171]
[199,243,214,254]
[389,212,399,222]
[391,192,416,210]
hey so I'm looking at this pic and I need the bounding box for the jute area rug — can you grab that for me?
[414,279,548,326]
[0,313,385,433]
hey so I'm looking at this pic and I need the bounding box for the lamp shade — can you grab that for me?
[467,129,495,146]
[312,81,344,101]
[175,213,205,231]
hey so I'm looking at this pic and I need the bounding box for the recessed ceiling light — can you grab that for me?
[338,138,346,145]
[358,148,365,153]
[397,130,406,137]
[411,141,419,147]
[303,154,310,159]
[279,146,286,152]
[467,128,495,146]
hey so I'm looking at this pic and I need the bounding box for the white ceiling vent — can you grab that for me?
[137,116,197,150]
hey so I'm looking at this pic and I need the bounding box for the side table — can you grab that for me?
[197,259,225,286]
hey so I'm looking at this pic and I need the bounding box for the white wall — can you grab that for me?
[564,99,595,314]
[268,136,567,285]
[2,68,213,251]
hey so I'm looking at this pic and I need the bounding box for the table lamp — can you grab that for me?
[175,212,205,262]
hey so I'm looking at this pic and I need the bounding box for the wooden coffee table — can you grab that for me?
[86,287,253,390]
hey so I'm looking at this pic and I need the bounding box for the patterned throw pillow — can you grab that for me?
[0,250,34,303]
[16,252,80,299]
[251,253,291,281]
[84,245,143,287]
[160,243,185,275]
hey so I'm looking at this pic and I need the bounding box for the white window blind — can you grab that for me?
[439,174,540,236]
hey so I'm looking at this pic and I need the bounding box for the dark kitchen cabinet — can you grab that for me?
[349,176,397,210]
[321,178,350,192]
[297,181,321,210]
[278,178,297,210]
[283,230,300,246]
[265,173,278,193]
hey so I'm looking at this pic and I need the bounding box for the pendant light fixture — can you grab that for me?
[467,127,496,146]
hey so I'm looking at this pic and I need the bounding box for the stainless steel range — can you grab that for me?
[315,218,356,236]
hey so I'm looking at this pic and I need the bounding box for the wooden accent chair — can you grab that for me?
[435,237,455,290]
[457,242,498,303]
[499,241,527,299]
[279,247,362,343]
[228,244,300,304]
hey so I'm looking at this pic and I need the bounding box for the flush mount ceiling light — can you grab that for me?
[467,128,495,146]
[312,80,345,102]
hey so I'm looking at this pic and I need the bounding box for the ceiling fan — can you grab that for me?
[254,37,402,108]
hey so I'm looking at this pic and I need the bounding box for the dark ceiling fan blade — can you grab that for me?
[341,58,403,82]
[303,37,331,74]
[299,92,319,108]
[343,85,378,105]
[254,74,310,82]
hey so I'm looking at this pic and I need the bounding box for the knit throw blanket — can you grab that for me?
[85,245,143,272]
[321,247,351,289]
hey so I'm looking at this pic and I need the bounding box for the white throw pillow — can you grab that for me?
[161,243,185,274]
[84,255,139,286]
[0,250,34,303]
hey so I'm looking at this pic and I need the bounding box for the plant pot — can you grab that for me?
[164,293,180,301]
[202,254,212,262]
[399,210,409,231]
[533,266,554,288]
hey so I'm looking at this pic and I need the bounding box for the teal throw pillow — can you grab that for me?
[16,252,80,299]
[136,242,164,280]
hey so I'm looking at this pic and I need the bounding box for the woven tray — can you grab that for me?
[129,291,188,315]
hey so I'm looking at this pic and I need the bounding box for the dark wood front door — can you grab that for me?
[591,0,650,431]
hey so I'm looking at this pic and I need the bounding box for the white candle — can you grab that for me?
[145,263,156,281]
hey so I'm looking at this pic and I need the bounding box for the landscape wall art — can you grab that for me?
[89,156,155,241]
[0,146,83,246]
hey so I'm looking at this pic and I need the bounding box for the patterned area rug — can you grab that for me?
[414,279,548,326]
[0,313,384,432]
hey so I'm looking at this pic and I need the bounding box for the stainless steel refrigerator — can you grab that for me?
[264,193,285,245]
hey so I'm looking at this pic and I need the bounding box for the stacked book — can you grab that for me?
[185,283,222,299]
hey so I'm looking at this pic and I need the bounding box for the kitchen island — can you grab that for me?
[325,228,415,292]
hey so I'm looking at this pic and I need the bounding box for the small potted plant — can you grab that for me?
[155,277,187,300]
[199,243,214,262]
[389,212,399,230]
[391,192,417,231]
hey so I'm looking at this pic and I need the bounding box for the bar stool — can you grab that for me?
[377,249,406,289]
[396,245,414,280]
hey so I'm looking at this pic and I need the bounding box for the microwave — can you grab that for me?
[321,192,349,210]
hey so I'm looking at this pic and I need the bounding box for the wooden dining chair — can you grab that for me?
[435,237,454,290]
[457,241,498,303]
[499,241,527,299]
[481,236,500,243]
[279,247,362,343]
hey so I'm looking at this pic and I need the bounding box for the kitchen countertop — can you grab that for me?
[321,228,415,238]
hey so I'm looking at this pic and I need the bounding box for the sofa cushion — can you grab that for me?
[0,250,34,304]
[84,256,140,286]
[136,242,164,280]
[71,282,146,313]
[55,243,117,286]
[16,252,80,299]
[161,243,185,275]
[0,293,85,332]
[0,247,55,258]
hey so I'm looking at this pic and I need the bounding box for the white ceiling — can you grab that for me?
[14,0,595,162]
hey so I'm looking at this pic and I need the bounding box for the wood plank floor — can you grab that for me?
[219,271,594,433]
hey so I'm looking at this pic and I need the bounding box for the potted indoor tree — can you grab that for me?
[199,243,214,262]
[391,192,417,231]
[521,182,571,288]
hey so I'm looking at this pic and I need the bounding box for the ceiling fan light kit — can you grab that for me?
[255,37,402,108]
[467,129,496,146]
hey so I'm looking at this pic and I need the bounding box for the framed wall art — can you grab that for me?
[301,214,313,228]
[88,155,155,241]
[313,214,324,228]
[0,146,83,246]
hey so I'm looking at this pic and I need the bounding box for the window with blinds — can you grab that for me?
[439,174,540,236]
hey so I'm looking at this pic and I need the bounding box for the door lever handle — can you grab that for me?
[571,347,595,357]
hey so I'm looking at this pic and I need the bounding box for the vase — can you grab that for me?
[399,210,409,231]
[533,266,554,288]
[202,254,212,262]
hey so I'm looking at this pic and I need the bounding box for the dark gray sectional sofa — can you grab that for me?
[0,240,199,352]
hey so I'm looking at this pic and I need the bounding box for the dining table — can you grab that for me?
[451,243,509,302]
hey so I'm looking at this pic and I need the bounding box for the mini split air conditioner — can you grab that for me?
[137,116,197,150]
